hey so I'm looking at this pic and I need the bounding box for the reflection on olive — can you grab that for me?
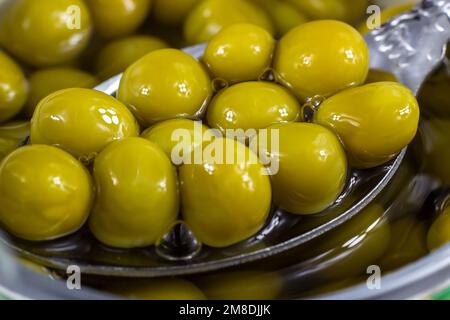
[109,278,206,300]
[199,271,282,300]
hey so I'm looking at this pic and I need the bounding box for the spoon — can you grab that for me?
[2,0,449,277]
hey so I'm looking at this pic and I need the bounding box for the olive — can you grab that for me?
[365,69,398,84]
[0,52,28,123]
[85,0,152,39]
[117,49,213,126]
[108,279,206,300]
[427,206,450,251]
[30,88,139,160]
[287,0,368,24]
[89,137,179,248]
[274,20,369,101]
[359,2,416,34]
[0,121,30,161]
[0,0,92,67]
[315,82,420,169]
[183,0,274,45]
[206,81,301,133]
[141,119,215,165]
[202,23,275,84]
[418,66,450,118]
[24,68,98,119]
[179,137,272,247]
[255,122,347,215]
[251,0,308,35]
[152,0,200,26]
[418,118,450,184]
[0,145,93,241]
[95,35,168,80]
[199,271,282,300]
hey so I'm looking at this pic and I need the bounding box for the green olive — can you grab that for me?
[25,68,98,119]
[359,2,416,34]
[427,206,450,251]
[109,278,206,300]
[30,88,139,160]
[255,122,347,215]
[287,0,368,24]
[89,137,179,248]
[0,145,93,241]
[0,121,29,161]
[315,82,420,169]
[207,81,301,133]
[141,119,215,165]
[274,20,369,101]
[202,23,275,84]
[152,0,200,26]
[0,51,28,123]
[183,0,274,45]
[199,271,282,300]
[365,69,398,84]
[118,49,213,126]
[95,35,168,80]
[85,0,152,39]
[251,0,308,35]
[418,66,450,118]
[0,0,92,67]
[179,137,272,247]
[418,118,450,184]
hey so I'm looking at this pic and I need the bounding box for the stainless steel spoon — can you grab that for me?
[1,0,449,277]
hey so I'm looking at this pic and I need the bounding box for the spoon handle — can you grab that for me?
[364,0,450,95]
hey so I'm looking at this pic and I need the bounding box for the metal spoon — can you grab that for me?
[2,0,449,277]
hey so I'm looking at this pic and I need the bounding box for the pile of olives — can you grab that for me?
[0,15,420,252]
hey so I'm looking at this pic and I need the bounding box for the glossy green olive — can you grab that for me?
[256,122,347,215]
[0,51,28,123]
[0,0,92,67]
[365,69,398,84]
[25,68,98,118]
[30,88,139,160]
[142,119,215,164]
[152,0,200,26]
[359,2,416,34]
[118,49,213,126]
[427,206,450,251]
[95,35,168,80]
[199,271,282,300]
[109,279,206,300]
[203,23,275,84]
[251,0,308,35]
[183,0,274,45]
[418,66,450,118]
[287,0,368,24]
[179,137,272,247]
[0,145,93,241]
[89,137,179,248]
[85,0,152,39]
[0,121,29,161]
[315,82,420,169]
[274,20,369,101]
[207,81,301,132]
